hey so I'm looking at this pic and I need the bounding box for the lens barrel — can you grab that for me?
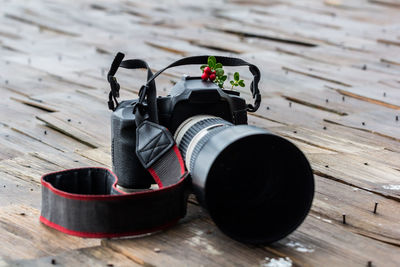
[175,115,314,244]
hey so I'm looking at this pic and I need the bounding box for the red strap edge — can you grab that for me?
[41,145,187,201]
[148,167,163,188]
[42,169,188,201]
[173,145,186,175]
[40,215,180,238]
[146,144,186,189]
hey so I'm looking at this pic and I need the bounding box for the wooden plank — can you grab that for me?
[75,147,112,167]
[9,122,91,154]
[309,152,400,201]
[313,175,400,246]
[273,126,383,154]
[0,171,41,208]
[104,199,400,267]
[103,204,277,267]
[36,113,105,149]
[306,122,400,153]
[0,151,105,185]
[281,87,396,116]
[9,246,140,267]
[254,96,341,130]
[0,205,99,261]
[0,154,63,184]
[1,0,400,265]
[268,215,400,267]
[0,119,91,160]
[324,109,400,141]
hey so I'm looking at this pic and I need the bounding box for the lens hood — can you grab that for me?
[190,125,314,244]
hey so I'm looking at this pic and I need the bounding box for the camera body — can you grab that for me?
[111,76,248,189]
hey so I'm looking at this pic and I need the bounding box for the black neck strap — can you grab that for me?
[145,55,261,112]
[107,53,262,119]
[40,141,189,238]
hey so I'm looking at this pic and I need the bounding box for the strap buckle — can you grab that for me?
[106,52,125,102]
[108,76,120,98]
[108,99,115,110]
[108,91,118,111]
[138,84,148,103]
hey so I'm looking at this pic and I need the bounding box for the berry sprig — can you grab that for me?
[230,72,245,89]
[200,56,245,89]
[201,66,217,82]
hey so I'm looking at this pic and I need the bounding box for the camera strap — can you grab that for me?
[107,53,262,121]
[143,55,262,112]
[40,127,189,238]
[107,53,159,123]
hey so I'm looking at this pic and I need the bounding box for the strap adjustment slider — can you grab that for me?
[108,76,120,98]
[108,99,115,110]
[138,84,148,103]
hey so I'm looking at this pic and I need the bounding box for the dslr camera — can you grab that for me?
[108,54,314,244]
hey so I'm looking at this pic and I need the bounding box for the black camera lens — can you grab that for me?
[174,115,314,244]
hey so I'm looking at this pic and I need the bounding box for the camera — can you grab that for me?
[112,76,247,188]
[109,54,314,244]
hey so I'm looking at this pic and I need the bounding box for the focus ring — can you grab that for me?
[178,117,230,161]
[175,115,232,172]
[188,125,230,172]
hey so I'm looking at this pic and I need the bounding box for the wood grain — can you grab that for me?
[1,0,400,265]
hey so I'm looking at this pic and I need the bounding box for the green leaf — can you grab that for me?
[238,80,245,87]
[215,63,223,69]
[234,72,240,81]
[208,56,216,68]
[215,68,224,76]
[200,64,207,70]
[230,80,235,86]
[221,75,227,81]
[218,82,224,88]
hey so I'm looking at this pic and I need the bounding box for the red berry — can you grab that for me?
[209,73,216,81]
[204,67,211,74]
[201,72,209,81]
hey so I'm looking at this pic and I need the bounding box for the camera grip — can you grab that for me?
[111,101,154,189]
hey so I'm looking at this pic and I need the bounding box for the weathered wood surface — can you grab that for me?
[1,0,400,266]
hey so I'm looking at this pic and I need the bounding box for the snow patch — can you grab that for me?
[382,184,400,190]
[322,218,332,224]
[185,231,221,255]
[286,241,315,253]
[263,257,293,267]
